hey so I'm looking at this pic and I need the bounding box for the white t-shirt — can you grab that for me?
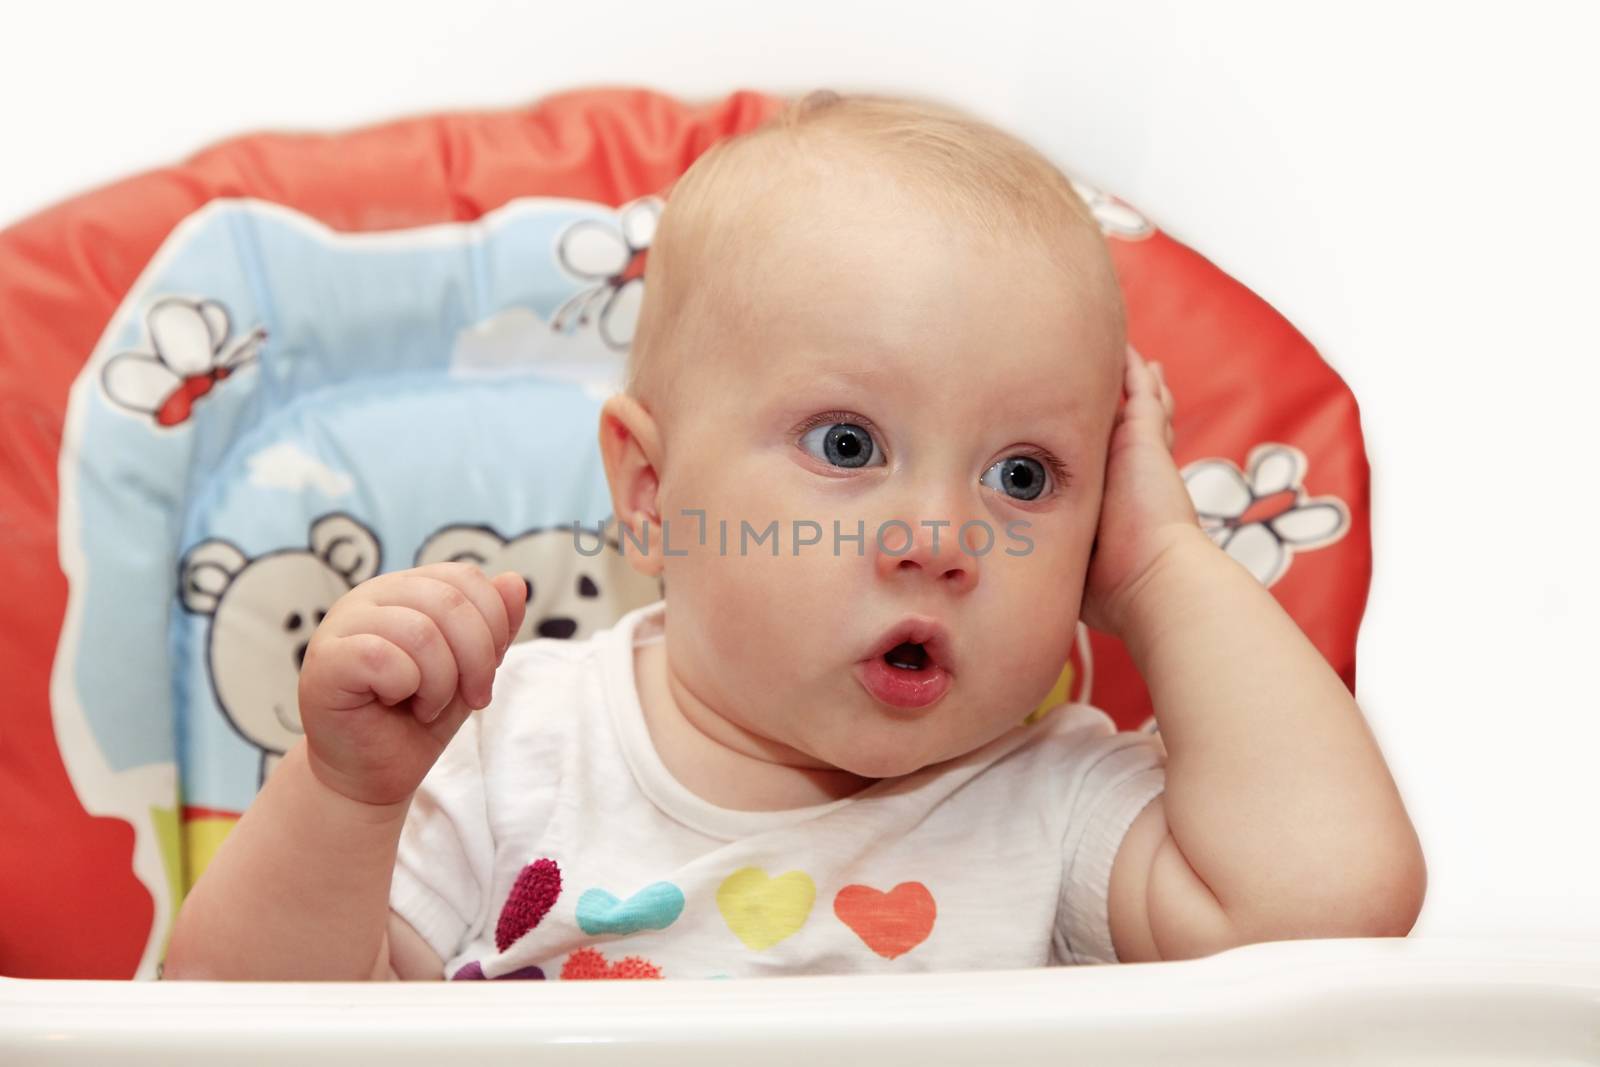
[391,600,1166,980]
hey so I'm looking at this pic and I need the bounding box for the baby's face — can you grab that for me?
[648,182,1121,778]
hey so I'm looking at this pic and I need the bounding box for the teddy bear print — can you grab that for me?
[414,522,661,645]
[179,513,382,785]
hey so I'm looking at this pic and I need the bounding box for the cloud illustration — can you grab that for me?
[247,442,354,497]
[449,306,624,401]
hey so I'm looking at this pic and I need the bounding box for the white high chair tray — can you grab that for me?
[2,937,1597,1065]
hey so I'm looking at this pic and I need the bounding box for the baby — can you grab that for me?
[165,92,1425,981]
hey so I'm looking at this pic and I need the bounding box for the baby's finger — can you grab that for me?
[1121,351,1166,419]
[491,572,530,651]
[372,576,499,710]
[1151,362,1175,417]
[306,632,422,710]
[417,692,475,742]
[1122,344,1144,397]
[1136,349,1166,407]
[1151,364,1175,449]
[412,562,515,657]
[332,604,460,722]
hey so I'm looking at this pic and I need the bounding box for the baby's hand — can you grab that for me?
[1080,346,1204,637]
[297,563,528,806]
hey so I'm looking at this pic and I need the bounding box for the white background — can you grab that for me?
[4,0,1597,941]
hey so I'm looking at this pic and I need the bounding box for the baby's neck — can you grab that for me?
[633,640,871,811]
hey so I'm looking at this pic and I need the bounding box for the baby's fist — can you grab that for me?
[297,563,528,806]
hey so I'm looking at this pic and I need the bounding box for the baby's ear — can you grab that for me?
[597,393,664,578]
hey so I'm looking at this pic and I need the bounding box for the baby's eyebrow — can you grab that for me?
[774,365,1089,437]
[776,367,892,391]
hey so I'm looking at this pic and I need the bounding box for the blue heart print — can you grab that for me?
[576,882,686,936]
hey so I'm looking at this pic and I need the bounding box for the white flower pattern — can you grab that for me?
[1183,444,1350,587]
[101,297,265,427]
[1068,178,1155,240]
[551,197,662,351]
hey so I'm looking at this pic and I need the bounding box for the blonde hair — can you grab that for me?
[626,90,1122,416]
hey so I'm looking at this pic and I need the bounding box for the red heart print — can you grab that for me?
[833,881,937,959]
[496,858,563,951]
[559,947,663,980]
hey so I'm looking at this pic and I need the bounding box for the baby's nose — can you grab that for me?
[872,516,980,594]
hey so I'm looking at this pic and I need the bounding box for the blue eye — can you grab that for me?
[800,422,883,469]
[982,456,1048,501]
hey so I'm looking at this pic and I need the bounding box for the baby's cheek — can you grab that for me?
[991,553,1083,674]
[1021,518,1094,598]
[683,550,785,648]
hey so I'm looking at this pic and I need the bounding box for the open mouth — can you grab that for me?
[864,617,952,673]
[883,641,931,671]
[857,619,954,711]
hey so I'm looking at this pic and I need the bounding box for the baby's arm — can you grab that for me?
[164,742,428,979]
[163,564,525,980]
[1086,350,1426,963]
